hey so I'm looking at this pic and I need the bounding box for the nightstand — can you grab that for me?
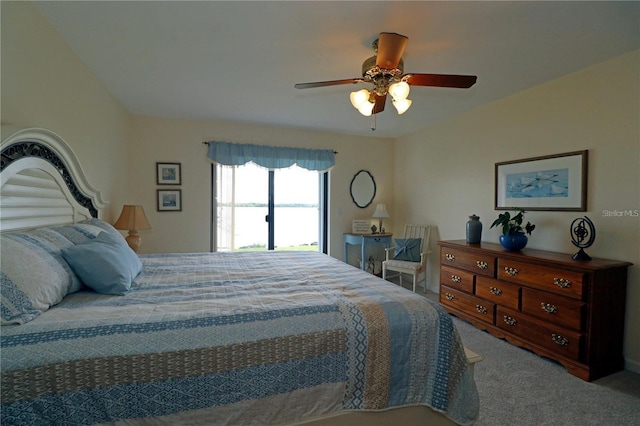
[344,233,393,272]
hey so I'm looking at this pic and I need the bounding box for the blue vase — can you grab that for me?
[499,233,528,251]
[466,215,482,244]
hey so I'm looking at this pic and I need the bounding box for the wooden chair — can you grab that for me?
[382,225,431,293]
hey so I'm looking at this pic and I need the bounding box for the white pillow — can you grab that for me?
[78,218,128,244]
[1,231,78,324]
[0,219,134,324]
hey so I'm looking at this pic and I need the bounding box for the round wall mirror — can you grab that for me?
[350,170,376,208]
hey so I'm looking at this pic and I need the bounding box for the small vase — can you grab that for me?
[466,215,482,244]
[499,233,528,251]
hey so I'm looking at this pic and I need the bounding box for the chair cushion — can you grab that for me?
[384,259,424,271]
[393,238,422,262]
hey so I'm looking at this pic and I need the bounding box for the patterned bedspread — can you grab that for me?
[1,251,478,425]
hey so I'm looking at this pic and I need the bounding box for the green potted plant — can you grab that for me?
[490,209,535,251]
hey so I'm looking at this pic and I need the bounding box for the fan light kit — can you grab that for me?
[295,32,477,117]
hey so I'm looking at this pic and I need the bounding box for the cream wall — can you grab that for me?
[393,51,640,372]
[127,115,394,258]
[1,1,129,221]
[1,1,395,260]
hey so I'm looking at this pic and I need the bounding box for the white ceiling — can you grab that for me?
[33,1,639,139]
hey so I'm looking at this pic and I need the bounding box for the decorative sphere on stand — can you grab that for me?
[570,216,596,260]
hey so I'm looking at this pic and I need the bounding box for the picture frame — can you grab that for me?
[156,162,181,185]
[495,150,588,211]
[157,189,182,212]
[352,220,372,234]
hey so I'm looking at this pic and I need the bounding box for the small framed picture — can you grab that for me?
[352,220,372,234]
[157,189,182,212]
[156,162,181,185]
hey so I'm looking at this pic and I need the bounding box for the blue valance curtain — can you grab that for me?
[207,141,335,171]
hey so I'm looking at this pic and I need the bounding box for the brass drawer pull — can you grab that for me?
[503,315,517,326]
[451,275,462,283]
[552,334,569,346]
[476,260,488,270]
[445,253,455,261]
[541,302,558,314]
[554,277,572,288]
[444,293,455,301]
[504,266,519,276]
[475,305,488,314]
[490,286,502,296]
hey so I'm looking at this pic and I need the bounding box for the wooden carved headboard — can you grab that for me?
[0,127,107,232]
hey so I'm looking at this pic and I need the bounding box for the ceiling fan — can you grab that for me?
[295,32,477,116]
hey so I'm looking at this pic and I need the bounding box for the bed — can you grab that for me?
[0,128,479,426]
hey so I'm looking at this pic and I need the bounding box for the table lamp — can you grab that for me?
[113,205,151,253]
[372,203,390,233]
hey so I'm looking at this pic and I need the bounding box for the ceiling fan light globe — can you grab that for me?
[389,81,410,101]
[350,89,371,109]
[358,102,375,116]
[392,98,412,115]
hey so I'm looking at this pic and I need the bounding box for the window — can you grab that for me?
[212,163,327,252]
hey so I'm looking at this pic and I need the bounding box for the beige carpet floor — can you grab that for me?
[388,275,640,425]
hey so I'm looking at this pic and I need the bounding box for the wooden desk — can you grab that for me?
[344,233,393,271]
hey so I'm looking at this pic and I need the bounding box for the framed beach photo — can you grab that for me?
[495,150,588,211]
[157,189,182,212]
[156,162,181,185]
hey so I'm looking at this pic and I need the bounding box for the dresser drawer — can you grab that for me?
[440,247,496,277]
[497,307,582,361]
[521,288,584,331]
[440,265,475,293]
[475,276,520,311]
[440,286,495,325]
[497,259,584,299]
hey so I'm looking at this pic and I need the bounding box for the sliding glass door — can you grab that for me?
[212,163,324,252]
[214,163,268,251]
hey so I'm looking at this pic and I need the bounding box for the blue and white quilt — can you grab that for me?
[1,251,479,425]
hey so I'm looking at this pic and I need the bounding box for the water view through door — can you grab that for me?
[214,163,320,251]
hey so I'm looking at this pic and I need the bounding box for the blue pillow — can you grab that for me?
[61,231,142,295]
[393,238,422,262]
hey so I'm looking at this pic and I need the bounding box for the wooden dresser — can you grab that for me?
[438,240,632,381]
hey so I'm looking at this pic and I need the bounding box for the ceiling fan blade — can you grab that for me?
[372,94,386,114]
[405,73,477,88]
[376,32,408,69]
[294,78,363,89]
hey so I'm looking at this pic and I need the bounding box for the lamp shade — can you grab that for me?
[389,81,410,100]
[350,89,375,116]
[392,98,412,115]
[372,203,390,218]
[350,89,370,109]
[114,205,151,231]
